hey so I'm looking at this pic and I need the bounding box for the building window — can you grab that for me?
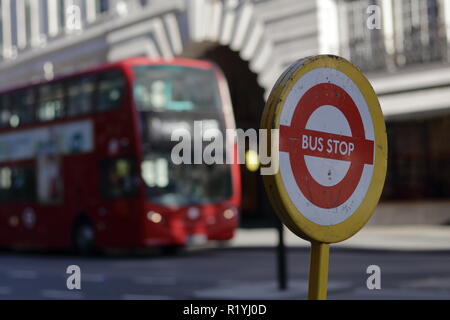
[96,0,109,15]
[382,115,450,200]
[342,0,387,72]
[394,0,446,66]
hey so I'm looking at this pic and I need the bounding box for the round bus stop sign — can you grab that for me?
[261,55,387,244]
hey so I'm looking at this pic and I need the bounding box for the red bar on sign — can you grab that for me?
[280,126,374,165]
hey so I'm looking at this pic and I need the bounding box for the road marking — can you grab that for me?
[8,270,37,279]
[41,290,83,300]
[121,294,172,300]
[0,286,11,295]
[133,276,177,285]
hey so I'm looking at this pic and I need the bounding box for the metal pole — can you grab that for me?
[276,220,287,290]
[307,241,329,300]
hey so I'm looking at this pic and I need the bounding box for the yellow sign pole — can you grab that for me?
[307,241,330,300]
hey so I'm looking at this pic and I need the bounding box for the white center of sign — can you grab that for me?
[304,105,351,187]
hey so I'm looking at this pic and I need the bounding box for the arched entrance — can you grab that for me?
[185,44,274,226]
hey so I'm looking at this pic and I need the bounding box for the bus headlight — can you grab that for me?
[9,216,19,227]
[223,209,235,220]
[147,211,162,223]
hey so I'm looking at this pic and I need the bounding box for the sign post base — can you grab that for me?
[308,241,330,300]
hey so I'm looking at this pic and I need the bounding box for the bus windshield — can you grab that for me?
[133,65,221,112]
[133,65,233,207]
[141,151,232,207]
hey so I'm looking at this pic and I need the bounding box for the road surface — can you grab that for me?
[1,246,450,300]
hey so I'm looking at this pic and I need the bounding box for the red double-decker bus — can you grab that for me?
[0,57,241,253]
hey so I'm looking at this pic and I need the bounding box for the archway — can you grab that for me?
[186,44,274,226]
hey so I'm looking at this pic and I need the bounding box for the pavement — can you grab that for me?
[228,225,450,251]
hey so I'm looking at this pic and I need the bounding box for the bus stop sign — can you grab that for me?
[261,55,387,244]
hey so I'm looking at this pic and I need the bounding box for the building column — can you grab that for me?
[16,0,26,49]
[1,0,12,58]
[86,0,98,23]
[318,0,340,55]
[337,0,350,59]
[48,0,59,36]
[381,0,396,70]
[392,0,404,66]
[29,0,41,47]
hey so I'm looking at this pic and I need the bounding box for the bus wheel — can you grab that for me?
[73,220,96,255]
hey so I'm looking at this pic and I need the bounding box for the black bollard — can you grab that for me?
[276,219,287,290]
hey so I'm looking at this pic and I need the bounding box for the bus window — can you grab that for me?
[97,70,126,112]
[0,94,11,128]
[100,158,138,198]
[141,151,232,207]
[133,66,220,112]
[37,83,66,121]
[10,88,36,126]
[67,75,96,117]
[0,166,35,203]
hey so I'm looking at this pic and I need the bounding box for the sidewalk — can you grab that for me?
[228,225,450,251]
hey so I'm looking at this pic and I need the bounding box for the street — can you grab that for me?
[1,246,450,300]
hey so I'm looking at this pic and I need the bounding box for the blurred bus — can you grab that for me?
[0,57,241,253]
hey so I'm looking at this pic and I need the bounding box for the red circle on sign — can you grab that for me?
[280,83,368,209]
